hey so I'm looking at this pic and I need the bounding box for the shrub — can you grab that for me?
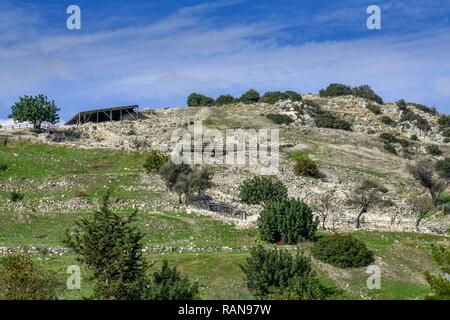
[158,161,193,190]
[187,93,214,107]
[265,113,294,125]
[352,85,383,104]
[379,132,409,148]
[442,128,450,138]
[314,111,352,131]
[426,145,443,156]
[143,150,170,173]
[143,260,198,300]
[215,94,236,106]
[435,158,450,179]
[240,89,260,104]
[294,156,319,177]
[9,192,24,202]
[319,83,353,97]
[260,91,302,104]
[311,234,374,268]
[411,134,418,141]
[438,115,450,127]
[258,198,318,244]
[0,253,58,300]
[367,104,381,115]
[0,163,7,172]
[398,100,430,131]
[240,245,323,298]
[64,193,148,300]
[410,103,438,115]
[239,176,288,205]
[424,245,450,300]
[383,143,397,154]
[380,115,395,126]
[173,167,213,203]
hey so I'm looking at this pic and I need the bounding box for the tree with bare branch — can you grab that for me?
[411,196,434,231]
[408,161,448,206]
[312,191,336,229]
[350,180,382,229]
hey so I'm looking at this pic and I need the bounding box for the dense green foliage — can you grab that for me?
[241,245,326,299]
[410,103,438,115]
[380,115,396,126]
[438,115,450,127]
[424,245,450,300]
[435,158,450,179]
[319,83,383,104]
[379,132,409,148]
[187,93,215,107]
[367,104,382,115]
[9,95,60,132]
[293,155,319,177]
[215,94,236,106]
[319,83,353,97]
[144,260,199,300]
[384,143,397,154]
[314,111,352,131]
[265,113,294,125]
[239,89,260,104]
[260,91,302,104]
[239,176,288,205]
[312,234,374,268]
[9,191,24,202]
[426,145,443,156]
[397,100,430,131]
[0,254,58,300]
[65,193,148,300]
[143,150,170,173]
[258,198,318,244]
[158,161,213,203]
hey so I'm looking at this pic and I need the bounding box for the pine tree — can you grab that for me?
[64,192,147,300]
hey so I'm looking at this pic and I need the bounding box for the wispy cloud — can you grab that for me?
[0,0,449,118]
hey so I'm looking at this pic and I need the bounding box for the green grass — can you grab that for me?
[0,210,257,247]
[0,141,144,178]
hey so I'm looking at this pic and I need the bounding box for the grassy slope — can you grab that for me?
[0,141,448,300]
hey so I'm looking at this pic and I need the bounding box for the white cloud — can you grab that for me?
[1,1,450,116]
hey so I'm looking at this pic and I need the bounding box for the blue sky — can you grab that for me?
[1,0,450,122]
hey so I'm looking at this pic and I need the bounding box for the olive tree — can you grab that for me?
[10,95,60,132]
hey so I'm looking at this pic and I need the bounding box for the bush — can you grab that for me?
[311,234,374,268]
[294,156,319,177]
[352,85,383,104]
[258,198,318,244]
[260,91,301,104]
[367,104,382,115]
[9,192,24,202]
[0,253,58,300]
[398,100,430,131]
[438,115,450,127]
[383,143,397,154]
[144,150,170,173]
[0,163,7,172]
[240,245,323,298]
[319,83,353,97]
[411,134,418,141]
[143,260,198,300]
[314,111,352,131]
[435,158,450,179]
[215,94,236,106]
[265,113,294,125]
[424,245,450,300]
[442,128,450,138]
[426,145,443,156]
[239,176,287,205]
[158,161,193,190]
[187,93,215,107]
[379,132,409,148]
[380,115,395,126]
[143,150,170,173]
[410,103,437,115]
[240,89,260,104]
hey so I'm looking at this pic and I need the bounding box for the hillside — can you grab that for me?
[1,93,449,300]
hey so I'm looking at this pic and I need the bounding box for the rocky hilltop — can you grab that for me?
[5,94,450,234]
